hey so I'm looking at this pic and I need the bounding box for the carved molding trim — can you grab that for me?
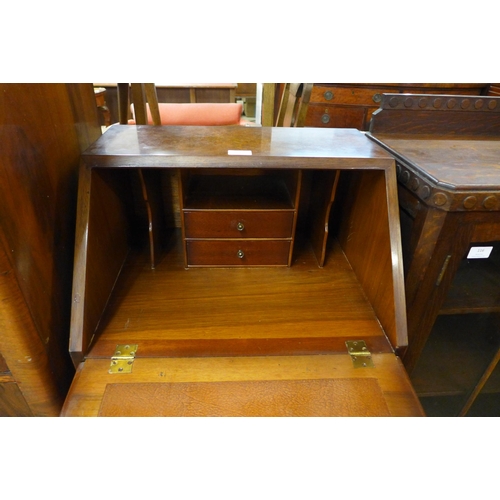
[382,94,500,112]
[396,161,500,212]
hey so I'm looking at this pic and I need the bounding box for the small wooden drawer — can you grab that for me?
[311,85,388,106]
[186,240,291,266]
[183,210,294,239]
[306,104,367,129]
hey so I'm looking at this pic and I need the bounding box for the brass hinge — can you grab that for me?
[109,344,138,374]
[346,340,374,368]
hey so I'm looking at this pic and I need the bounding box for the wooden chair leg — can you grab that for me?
[131,84,148,125]
[144,84,161,125]
[117,83,130,124]
[295,83,313,127]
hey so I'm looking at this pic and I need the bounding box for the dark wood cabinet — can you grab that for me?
[306,83,489,130]
[368,93,500,415]
[61,125,423,417]
[0,84,101,416]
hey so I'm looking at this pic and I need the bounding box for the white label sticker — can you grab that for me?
[228,150,252,155]
[467,247,493,259]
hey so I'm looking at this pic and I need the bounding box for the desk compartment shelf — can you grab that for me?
[86,231,389,357]
[179,169,301,267]
[69,159,407,363]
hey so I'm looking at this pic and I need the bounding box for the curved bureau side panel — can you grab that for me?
[69,166,131,365]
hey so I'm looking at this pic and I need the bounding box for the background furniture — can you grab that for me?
[368,93,500,416]
[117,83,161,125]
[61,125,422,416]
[130,102,244,125]
[265,84,489,130]
[235,83,257,118]
[96,83,238,125]
[94,87,111,127]
[305,83,489,130]
[275,83,313,127]
[0,84,101,416]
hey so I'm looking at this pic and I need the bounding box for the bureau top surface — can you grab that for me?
[372,134,500,191]
[82,125,394,169]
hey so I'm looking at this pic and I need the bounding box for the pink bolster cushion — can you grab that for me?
[130,102,243,126]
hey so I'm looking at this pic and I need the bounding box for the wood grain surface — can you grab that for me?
[62,354,424,417]
[86,234,387,353]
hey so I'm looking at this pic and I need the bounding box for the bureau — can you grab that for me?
[61,125,423,416]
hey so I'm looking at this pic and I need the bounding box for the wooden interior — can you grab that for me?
[60,124,423,416]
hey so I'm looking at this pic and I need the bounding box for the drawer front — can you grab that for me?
[311,84,486,108]
[311,86,389,106]
[183,210,294,238]
[186,240,291,266]
[305,104,368,129]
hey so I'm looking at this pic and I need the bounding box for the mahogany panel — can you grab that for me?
[70,168,132,365]
[0,84,101,415]
[338,169,407,349]
[0,242,65,415]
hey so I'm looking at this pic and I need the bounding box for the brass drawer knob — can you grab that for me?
[324,90,334,101]
[236,222,245,231]
[237,249,245,259]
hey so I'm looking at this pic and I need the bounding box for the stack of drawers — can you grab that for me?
[305,84,488,130]
[179,169,301,267]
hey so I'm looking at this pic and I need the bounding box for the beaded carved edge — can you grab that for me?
[381,94,500,112]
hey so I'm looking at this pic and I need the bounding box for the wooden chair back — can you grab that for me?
[117,83,161,125]
[275,83,313,127]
